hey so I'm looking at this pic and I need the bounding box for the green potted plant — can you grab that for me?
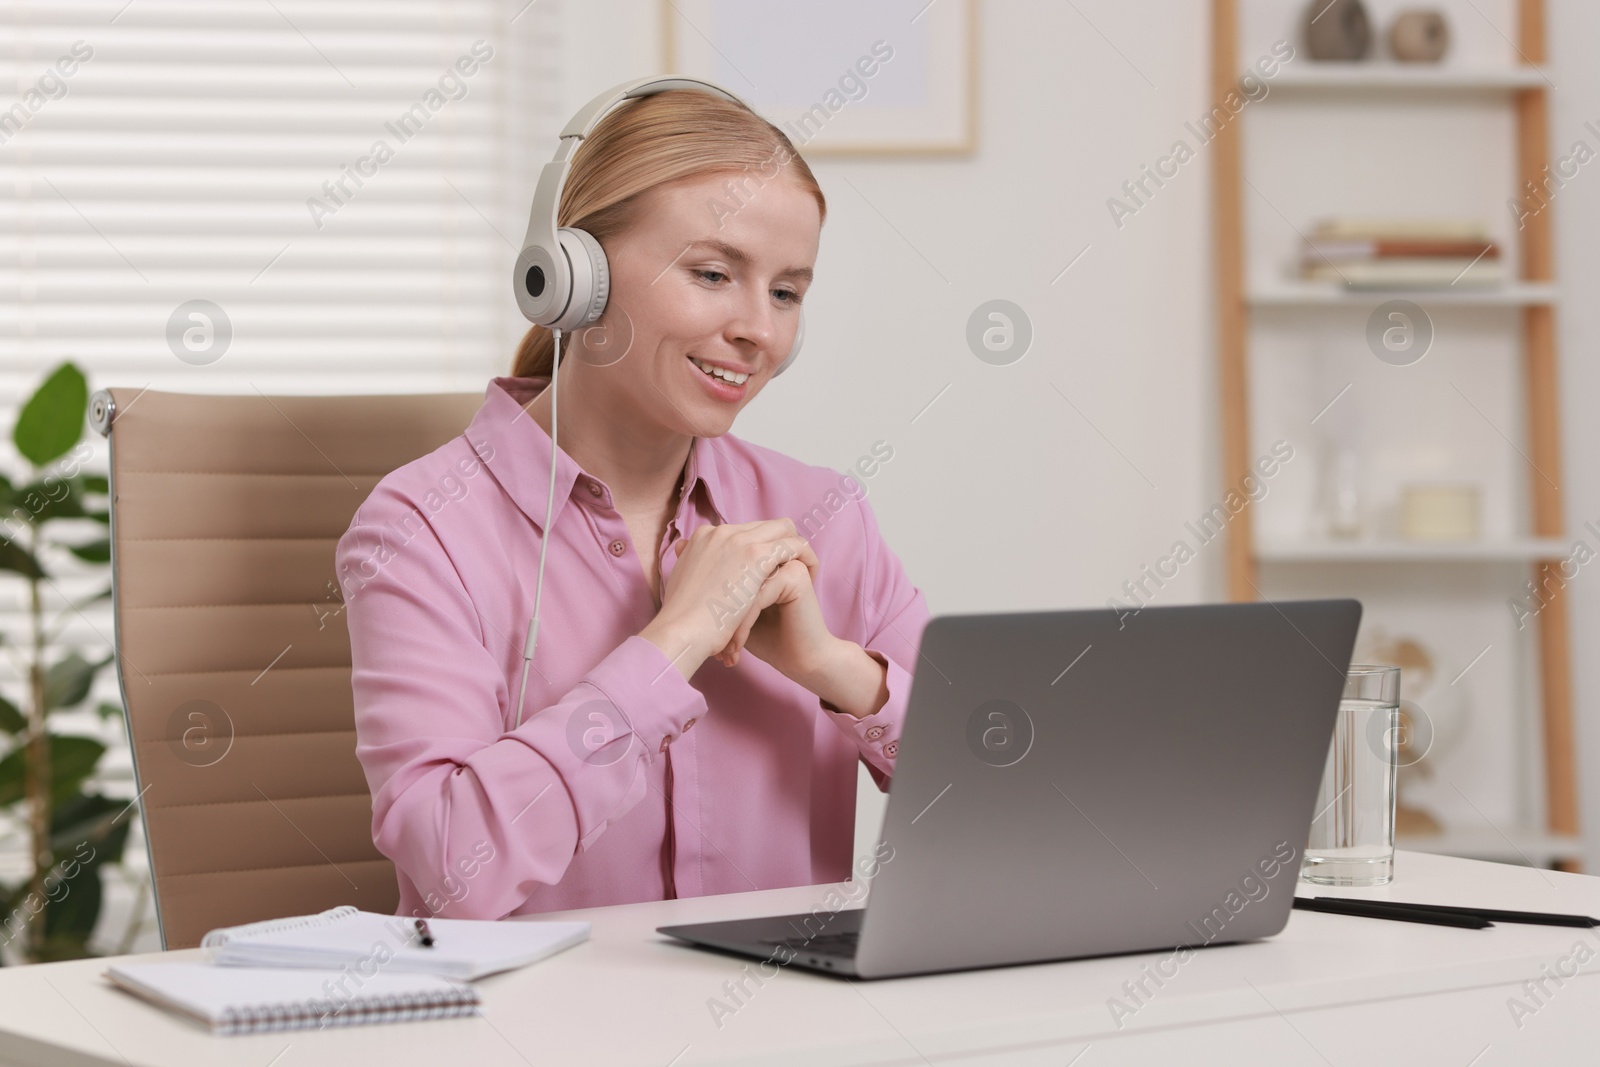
[0,362,135,963]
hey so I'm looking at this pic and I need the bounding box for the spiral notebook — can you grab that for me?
[103,961,479,1035]
[201,905,591,981]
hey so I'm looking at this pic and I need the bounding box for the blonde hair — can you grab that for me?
[510,89,826,378]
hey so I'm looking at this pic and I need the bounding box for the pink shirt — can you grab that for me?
[335,376,929,921]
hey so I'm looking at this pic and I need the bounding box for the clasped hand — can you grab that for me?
[639,518,834,684]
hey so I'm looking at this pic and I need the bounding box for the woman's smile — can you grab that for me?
[687,354,752,401]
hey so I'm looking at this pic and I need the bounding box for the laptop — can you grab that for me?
[657,598,1362,979]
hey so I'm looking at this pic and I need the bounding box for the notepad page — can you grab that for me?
[206,909,590,980]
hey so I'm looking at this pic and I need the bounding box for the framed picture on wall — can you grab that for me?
[661,0,979,156]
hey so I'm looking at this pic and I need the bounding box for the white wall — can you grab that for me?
[559,0,1213,611]
[557,0,1600,871]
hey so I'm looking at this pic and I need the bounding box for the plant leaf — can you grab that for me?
[0,536,44,580]
[25,794,133,958]
[44,653,99,714]
[0,749,17,808]
[39,873,102,957]
[80,475,108,495]
[0,695,24,734]
[10,479,87,526]
[62,539,109,564]
[14,363,88,468]
[0,734,107,808]
[51,792,132,867]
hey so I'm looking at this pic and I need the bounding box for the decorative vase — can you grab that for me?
[1305,0,1372,61]
[1390,10,1451,63]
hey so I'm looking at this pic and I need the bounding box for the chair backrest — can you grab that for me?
[92,386,482,949]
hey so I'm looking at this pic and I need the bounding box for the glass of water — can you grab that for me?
[1302,664,1401,886]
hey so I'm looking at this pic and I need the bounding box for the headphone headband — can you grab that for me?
[515,77,747,326]
[513,75,806,375]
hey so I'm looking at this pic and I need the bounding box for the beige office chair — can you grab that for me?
[92,386,483,949]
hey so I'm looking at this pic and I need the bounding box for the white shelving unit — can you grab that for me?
[1212,0,1580,870]
[1270,63,1550,90]
[1249,282,1559,307]
[1257,537,1572,563]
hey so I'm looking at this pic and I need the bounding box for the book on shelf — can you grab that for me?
[1308,217,1493,241]
[1299,217,1500,288]
[1304,237,1499,260]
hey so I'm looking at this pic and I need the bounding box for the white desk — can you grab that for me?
[0,850,1597,1066]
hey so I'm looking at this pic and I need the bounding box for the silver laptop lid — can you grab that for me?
[855,598,1361,979]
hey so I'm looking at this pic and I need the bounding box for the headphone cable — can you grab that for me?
[514,326,561,729]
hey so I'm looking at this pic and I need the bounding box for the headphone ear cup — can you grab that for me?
[554,227,609,332]
[773,308,805,376]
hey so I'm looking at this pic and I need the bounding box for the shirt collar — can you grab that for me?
[469,376,731,533]
[680,424,732,525]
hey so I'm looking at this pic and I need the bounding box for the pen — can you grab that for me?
[1302,896,1599,929]
[414,918,436,947]
[1293,897,1490,929]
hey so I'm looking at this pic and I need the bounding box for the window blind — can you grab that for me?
[1,0,561,403]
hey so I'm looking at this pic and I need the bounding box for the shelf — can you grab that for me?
[1399,828,1585,867]
[1261,64,1550,92]
[1212,0,1580,862]
[1249,282,1558,307]
[1257,538,1571,563]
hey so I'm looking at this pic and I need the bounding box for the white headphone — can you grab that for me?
[512,74,806,372]
[511,76,805,729]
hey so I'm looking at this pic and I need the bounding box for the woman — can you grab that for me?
[335,87,928,922]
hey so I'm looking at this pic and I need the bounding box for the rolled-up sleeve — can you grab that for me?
[336,515,704,921]
[818,493,929,791]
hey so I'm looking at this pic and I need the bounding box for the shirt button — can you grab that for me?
[609,539,625,556]
[864,725,885,740]
[587,480,602,497]
[883,740,899,757]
